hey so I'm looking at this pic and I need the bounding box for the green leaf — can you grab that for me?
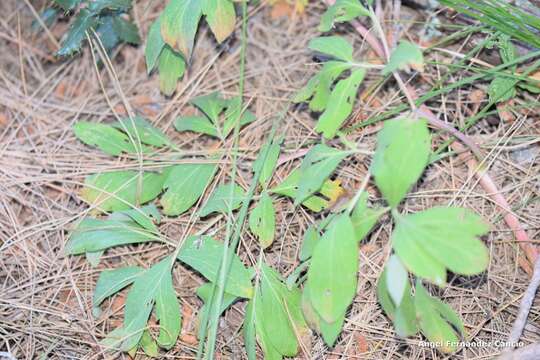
[319,0,370,32]
[53,0,82,10]
[199,182,246,217]
[32,8,59,31]
[113,116,170,147]
[252,137,281,188]
[160,163,217,216]
[155,265,181,349]
[415,281,460,353]
[300,225,319,261]
[371,118,431,207]
[86,250,104,268]
[315,68,366,138]
[488,76,517,103]
[146,18,165,73]
[248,193,276,249]
[309,36,354,62]
[392,207,489,285]
[161,0,202,58]
[57,9,98,56]
[350,192,385,242]
[140,330,159,357]
[383,41,424,75]
[177,235,254,298]
[81,171,164,212]
[222,97,257,137]
[377,267,417,337]
[319,311,346,347]
[271,168,344,212]
[158,46,186,96]
[174,115,218,137]
[73,121,136,156]
[301,281,343,347]
[293,61,351,112]
[112,17,141,44]
[109,204,161,233]
[96,16,120,52]
[254,291,284,360]
[66,218,157,254]
[191,92,228,125]
[385,255,408,307]
[295,144,348,205]
[259,264,299,356]
[244,299,257,360]
[202,0,236,43]
[88,0,132,12]
[101,257,177,351]
[196,283,238,339]
[306,214,358,323]
[93,266,144,309]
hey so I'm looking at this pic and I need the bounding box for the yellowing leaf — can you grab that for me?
[160,0,202,58]
[158,46,186,96]
[295,144,348,204]
[203,0,236,43]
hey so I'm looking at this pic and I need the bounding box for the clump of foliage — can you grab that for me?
[65,0,500,358]
[46,0,141,56]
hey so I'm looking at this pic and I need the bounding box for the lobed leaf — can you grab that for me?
[383,41,424,75]
[293,61,351,112]
[57,9,98,56]
[308,36,354,62]
[319,0,370,32]
[392,207,489,285]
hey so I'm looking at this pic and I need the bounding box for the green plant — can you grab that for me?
[46,0,141,56]
[145,0,242,95]
[66,0,498,358]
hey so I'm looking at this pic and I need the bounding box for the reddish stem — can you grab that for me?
[325,1,538,270]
